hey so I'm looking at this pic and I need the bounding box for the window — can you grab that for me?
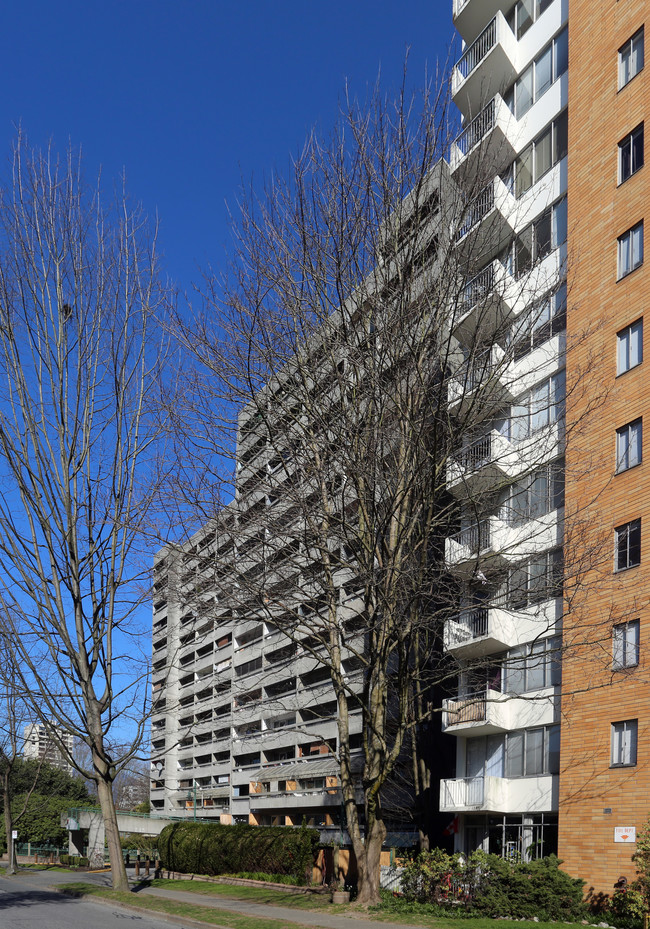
[511,370,565,440]
[619,29,644,89]
[613,620,640,670]
[617,319,643,374]
[466,724,559,779]
[505,636,562,693]
[506,111,568,198]
[616,419,642,472]
[510,281,567,360]
[505,197,567,278]
[505,725,560,777]
[611,719,637,766]
[618,221,644,279]
[504,459,565,525]
[619,125,644,184]
[505,0,553,39]
[508,548,563,608]
[505,29,568,118]
[615,519,641,571]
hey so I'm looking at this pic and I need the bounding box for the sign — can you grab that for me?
[615,827,636,843]
[11,831,17,840]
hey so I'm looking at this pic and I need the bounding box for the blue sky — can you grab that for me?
[3,0,455,293]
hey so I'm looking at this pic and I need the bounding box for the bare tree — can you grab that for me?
[0,139,171,890]
[166,74,603,903]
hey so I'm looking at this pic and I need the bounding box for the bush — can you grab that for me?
[400,849,586,922]
[607,888,647,929]
[60,854,89,868]
[158,821,319,885]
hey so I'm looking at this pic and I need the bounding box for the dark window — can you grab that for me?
[615,519,641,571]
[619,125,644,183]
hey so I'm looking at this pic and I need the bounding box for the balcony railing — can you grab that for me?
[456,183,495,241]
[456,17,497,80]
[443,689,488,727]
[462,262,495,311]
[456,607,489,640]
[459,433,492,470]
[441,776,486,808]
[455,98,495,157]
[451,520,490,554]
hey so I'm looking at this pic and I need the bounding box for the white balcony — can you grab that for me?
[448,345,515,412]
[446,514,520,572]
[455,175,517,263]
[444,599,560,658]
[447,430,519,496]
[442,687,559,735]
[453,0,512,46]
[440,774,558,813]
[451,259,518,344]
[450,95,519,178]
[452,12,518,120]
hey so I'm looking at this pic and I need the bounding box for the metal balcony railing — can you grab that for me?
[459,433,492,470]
[459,607,489,639]
[451,520,490,553]
[443,690,488,727]
[462,262,495,311]
[456,17,497,80]
[456,183,495,240]
[455,98,496,157]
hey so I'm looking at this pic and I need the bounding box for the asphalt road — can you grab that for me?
[0,868,189,929]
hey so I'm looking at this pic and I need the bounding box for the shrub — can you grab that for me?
[607,888,647,928]
[60,854,89,868]
[400,849,585,922]
[158,821,319,884]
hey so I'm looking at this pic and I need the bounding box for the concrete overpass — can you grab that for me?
[61,807,210,868]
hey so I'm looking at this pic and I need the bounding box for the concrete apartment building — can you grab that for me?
[151,0,648,894]
[23,723,74,774]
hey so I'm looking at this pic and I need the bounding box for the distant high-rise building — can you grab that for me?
[23,723,74,774]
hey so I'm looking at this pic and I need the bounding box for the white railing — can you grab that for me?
[455,98,496,156]
[456,183,495,240]
[456,17,497,80]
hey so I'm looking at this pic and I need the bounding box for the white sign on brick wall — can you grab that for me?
[614,827,636,843]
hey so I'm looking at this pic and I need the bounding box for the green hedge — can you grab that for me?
[60,854,89,868]
[158,822,319,885]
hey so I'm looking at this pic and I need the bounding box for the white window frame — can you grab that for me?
[618,221,644,279]
[616,419,642,472]
[617,319,643,375]
[619,124,644,184]
[612,620,640,670]
[619,28,644,90]
[611,719,637,766]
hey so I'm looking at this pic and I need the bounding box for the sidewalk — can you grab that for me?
[137,883,424,929]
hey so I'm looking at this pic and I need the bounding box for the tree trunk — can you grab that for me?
[96,776,128,891]
[355,817,386,906]
[2,772,15,875]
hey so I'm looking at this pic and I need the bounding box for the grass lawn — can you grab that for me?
[58,882,317,929]
[58,878,583,929]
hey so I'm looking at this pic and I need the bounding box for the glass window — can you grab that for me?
[535,45,553,99]
[611,719,637,766]
[516,145,534,197]
[506,731,524,777]
[554,28,569,79]
[516,65,534,118]
[548,725,561,774]
[613,620,640,670]
[525,728,545,775]
[618,222,644,278]
[554,110,568,162]
[616,419,642,472]
[535,126,552,181]
[619,29,644,89]
[615,519,641,571]
[617,320,643,374]
[619,125,644,184]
